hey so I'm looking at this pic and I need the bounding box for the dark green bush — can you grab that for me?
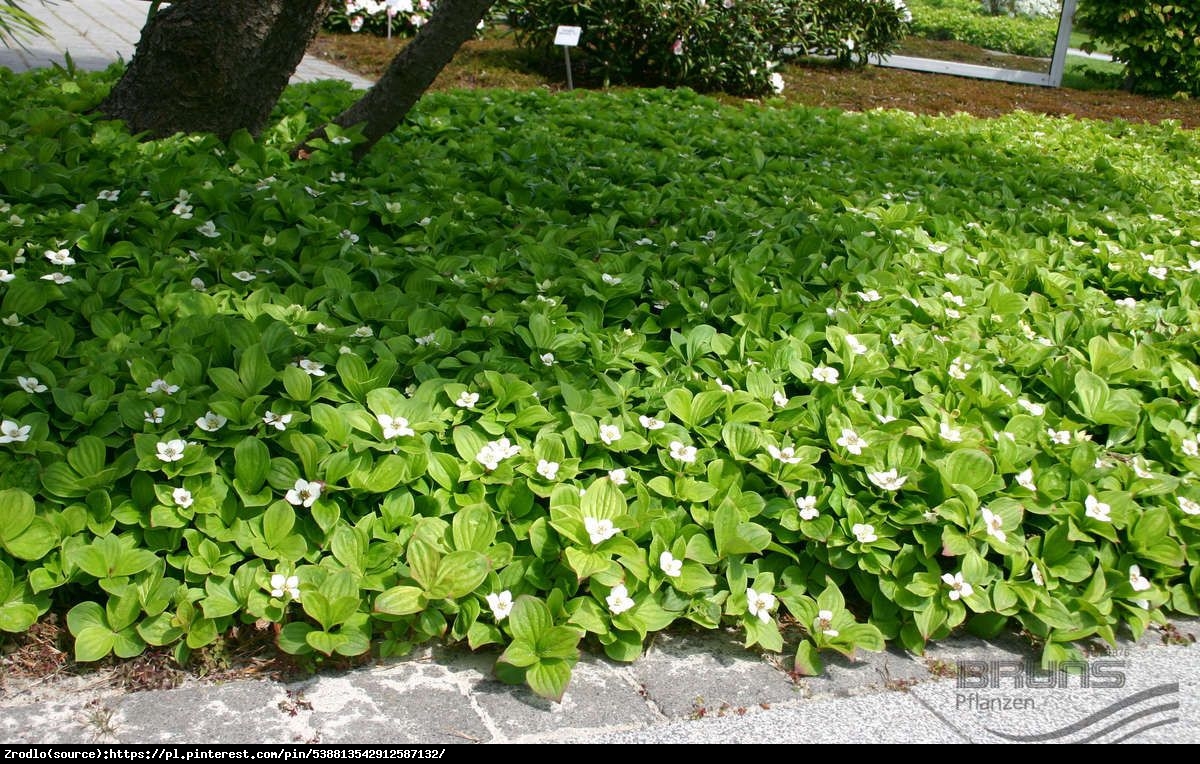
[1077,0,1200,96]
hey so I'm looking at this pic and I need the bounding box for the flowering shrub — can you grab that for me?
[1,67,1199,700]
[980,0,1059,19]
[324,0,435,37]
[907,0,1058,57]
[1077,0,1200,97]
[501,0,912,96]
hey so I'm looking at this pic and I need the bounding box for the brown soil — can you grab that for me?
[307,31,1200,130]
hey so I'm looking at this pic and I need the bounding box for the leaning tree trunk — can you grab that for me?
[99,0,330,140]
[319,0,497,157]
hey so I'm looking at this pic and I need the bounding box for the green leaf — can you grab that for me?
[262,503,296,548]
[938,449,996,492]
[580,477,626,520]
[536,625,581,660]
[278,622,315,654]
[713,503,771,558]
[73,625,116,662]
[406,536,440,591]
[794,640,825,677]
[509,595,552,644]
[452,505,498,553]
[526,658,573,702]
[234,437,271,493]
[500,638,539,668]
[0,488,55,561]
[374,586,426,616]
[426,550,490,600]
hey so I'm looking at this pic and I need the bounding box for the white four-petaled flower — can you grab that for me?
[44,249,75,266]
[867,469,907,491]
[606,583,635,615]
[584,516,618,545]
[475,437,520,471]
[767,445,803,465]
[285,478,323,507]
[599,424,621,445]
[155,439,187,462]
[17,376,47,393]
[41,273,72,284]
[812,365,839,384]
[845,335,868,356]
[377,414,414,439]
[456,391,479,408]
[144,407,165,424]
[659,551,683,578]
[836,428,867,455]
[536,459,559,481]
[796,495,819,520]
[1017,399,1045,416]
[981,507,1006,543]
[195,411,228,432]
[1179,496,1200,516]
[1047,428,1072,445]
[172,487,194,509]
[746,587,776,624]
[263,411,292,431]
[1015,468,1036,491]
[639,415,665,430]
[772,390,788,408]
[269,573,301,600]
[939,422,963,442]
[609,468,629,485]
[196,221,220,238]
[539,353,556,366]
[669,440,697,464]
[1084,495,1112,522]
[232,271,256,282]
[942,572,974,601]
[1129,565,1151,592]
[852,523,877,543]
[146,378,179,395]
[486,590,513,620]
[816,609,838,637]
[0,420,32,444]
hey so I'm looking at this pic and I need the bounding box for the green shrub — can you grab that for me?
[1077,0,1200,97]
[324,0,433,37]
[907,0,1059,57]
[500,0,912,96]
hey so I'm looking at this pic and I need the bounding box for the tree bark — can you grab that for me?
[321,0,496,157]
[99,0,330,140]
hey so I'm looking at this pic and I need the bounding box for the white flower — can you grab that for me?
[536,459,559,481]
[939,422,963,442]
[599,424,621,445]
[746,587,776,624]
[772,390,788,407]
[715,378,734,393]
[948,357,970,380]
[17,376,47,393]
[172,202,193,219]
[584,516,618,545]
[945,308,961,319]
[812,365,840,384]
[877,414,897,424]
[659,551,683,578]
[856,288,881,302]
[263,411,292,431]
[1010,467,1035,493]
[269,573,301,600]
[852,523,877,543]
[942,291,965,307]
[486,590,513,620]
[195,411,227,432]
[329,172,345,183]
[190,277,205,291]
[1017,399,1045,416]
[608,468,628,485]
[285,478,323,507]
[767,445,803,465]
[981,507,1006,543]
[769,72,786,94]
[0,269,14,282]
[144,407,165,425]
[352,326,373,338]
[1179,496,1200,516]
[1182,438,1200,458]
[290,358,324,378]
[851,386,866,404]
[1030,563,1045,587]
[1084,494,1112,522]
[669,440,697,464]
[1129,565,1151,593]
[942,572,974,601]
[867,468,907,491]
[837,428,867,455]
[377,414,414,439]
[475,437,520,471]
[44,249,75,266]
[0,419,32,444]
[1047,428,1072,445]
[97,189,120,202]
[196,221,220,238]
[539,352,556,366]
[816,609,838,637]
[796,495,819,521]
[456,391,479,408]
[414,332,436,347]
[601,273,622,285]
[172,487,194,509]
[3,314,22,326]
[232,271,256,282]
[155,439,187,462]
[145,378,179,395]
[1147,265,1168,280]
[844,335,868,356]
[1115,297,1137,309]
[606,583,635,615]
[41,273,72,284]
[1189,377,1200,395]
[1132,457,1154,479]
[639,415,666,430]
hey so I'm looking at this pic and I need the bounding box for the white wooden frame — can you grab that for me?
[872,0,1078,88]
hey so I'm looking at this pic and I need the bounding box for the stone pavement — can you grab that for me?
[0,0,375,89]
[1,622,1197,744]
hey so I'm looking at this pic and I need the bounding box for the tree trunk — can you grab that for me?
[99,0,330,140]
[322,0,496,157]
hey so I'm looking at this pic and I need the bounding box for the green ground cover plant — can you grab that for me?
[1,65,1199,701]
[907,0,1059,57]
